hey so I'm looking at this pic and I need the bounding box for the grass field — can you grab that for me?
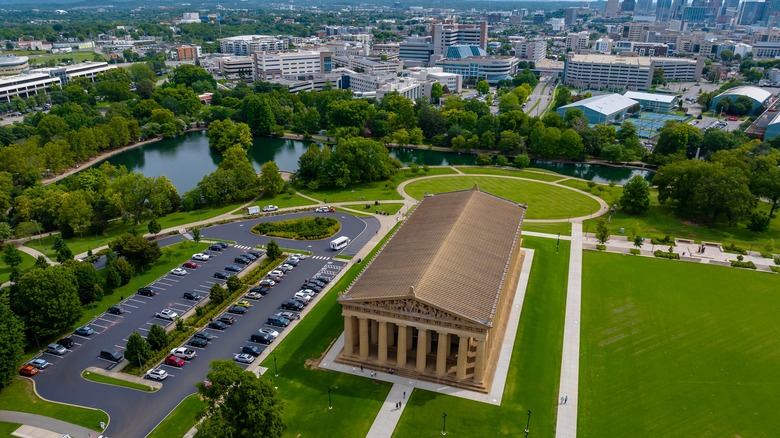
[0,422,21,435]
[147,394,204,438]
[236,193,317,214]
[580,252,780,436]
[404,176,602,220]
[393,236,570,437]
[0,378,107,430]
[0,250,36,284]
[27,51,102,65]
[81,370,157,392]
[455,167,564,182]
[522,222,572,236]
[343,202,405,215]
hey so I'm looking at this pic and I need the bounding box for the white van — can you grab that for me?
[330,236,350,250]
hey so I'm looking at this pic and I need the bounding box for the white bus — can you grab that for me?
[330,236,350,250]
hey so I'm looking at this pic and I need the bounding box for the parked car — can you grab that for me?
[234,353,255,364]
[259,279,275,287]
[262,205,279,212]
[208,244,223,252]
[242,253,258,261]
[213,271,230,280]
[208,320,228,330]
[107,305,124,315]
[245,291,264,300]
[19,364,38,376]
[193,331,214,341]
[155,309,179,320]
[183,291,202,301]
[258,328,279,339]
[247,250,263,258]
[304,283,323,293]
[315,275,332,284]
[234,299,251,308]
[279,264,293,272]
[248,286,269,296]
[146,368,168,381]
[188,337,208,348]
[275,311,300,321]
[242,345,264,356]
[170,347,197,360]
[218,315,236,325]
[170,267,187,276]
[29,358,50,369]
[46,343,67,355]
[75,325,95,336]
[308,279,326,288]
[269,270,284,278]
[137,287,157,297]
[250,332,274,345]
[192,253,210,261]
[267,315,291,327]
[228,305,247,314]
[164,355,186,367]
[281,299,304,311]
[57,337,74,349]
[224,264,243,273]
[314,206,334,212]
[234,256,251,265]
[294,291,313,304]
[100,348,124,362]
[216,242,229,249]
[182,261,199,269]
[285,258,299,266]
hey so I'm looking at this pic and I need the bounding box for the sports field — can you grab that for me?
[404,176,602,220]
[580,252,780,436]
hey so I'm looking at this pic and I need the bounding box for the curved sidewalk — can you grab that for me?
[0,410,101,437]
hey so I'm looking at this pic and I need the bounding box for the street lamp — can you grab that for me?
[441,412,447,436]
[525,410,532,437]
[274,354,278,377]
[328,386,333,410]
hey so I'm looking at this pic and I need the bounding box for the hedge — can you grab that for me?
[653,250,680,260]
[730,260,757,269]
[629,248,640,255]
[251,217,340,240]
[596,244,606,251]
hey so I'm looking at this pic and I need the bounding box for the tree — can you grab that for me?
[226,276,243,293]
[0,296,25,389]
[206,120,253,154]
[14,266,82,338]
[65,260,103,304]
[266,240,282,260]
[475,154,492,165]
[476,80,490,95]
[596,219,610,245]
[52,236,73,263]
[210,283,228,304]
[633,235,644,249]
[620,175,651,214]
[146,324,168,351]
[430,82,443,103]
[192,227,201,242]
[652,68,665,85]
[109,233,162,270]
[243,95,276,136]
[125,331,152,367]
[148,218,162,236]
[197,360,286,438]
[259,162,285,197]
[513,154,531,169]
[3,244,22,269]
[0,223,11,245]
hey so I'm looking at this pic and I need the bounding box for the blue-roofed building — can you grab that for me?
[435,45,519,85]
[445,45,487,59]
[557,93,639,124]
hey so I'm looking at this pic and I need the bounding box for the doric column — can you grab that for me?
[416,327,427,372]
[474,339,486,383]
[343,315,354,356]
[396,325,407,367]
[370,319,379,344]
[378,321,388,363]
[359,318,369,359]
[456,335,469,379]
[436,331,448,376]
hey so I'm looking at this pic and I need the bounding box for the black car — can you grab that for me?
[183,291,202,301]
[247,250,263,258]
[216,242,229,249]
[224,264,242,273]
[218,315,236,325]
[207,320,228,330]
[208,244,223,251]
[188,337,208,348]
[242,253,258,261]
[234,257,251,265]
[315,276,333,284]
[250,332,274,345]
[107,305,124,315]
[193,330,214,340]
[228,305,247,314]
[57,337,74,349]
[242,344,264,357]
[280,299,304,311]
[308,279,326,288]
[249,286,270,296]
[304,283,323,293]
[137,287,156,297]
[213,271,229,280]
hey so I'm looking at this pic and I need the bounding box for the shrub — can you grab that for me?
[747,212,771,232]
[630,248,640,255]
[730,260,757,269]
[771,266,780,273]
[724,242,746,255]
[251,217,340,240]
[651,235,675,245]
[596,244,606,251]
[654,250,680,260]
[774,255,780,265]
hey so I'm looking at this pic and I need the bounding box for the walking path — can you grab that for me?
[365,384,414,438]
[555,222,584,438]
[0,410,101,437]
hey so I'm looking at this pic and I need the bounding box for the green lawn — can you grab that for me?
[404,176,602,220]
[0,378,107,431]
[298,167,457,203]
[343,202,405,215]
[393,236,570,437]
[522,222,572,236]
[236,193,317,215]
[27,51,101,65]
[147,393,204,438]
[81,370,157,392]
[455,166,564,182]
[0,422,21,435]
[580,252,780,436]
[0,250,36,284]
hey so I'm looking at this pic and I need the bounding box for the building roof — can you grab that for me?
[558,93,639,116]
[0,56,28,67]
[623,91,678,103]
[714,85,773,104]
[338,188,526,326]
[445,45,487,59]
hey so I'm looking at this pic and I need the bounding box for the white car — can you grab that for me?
[269,270,284,278]
[170,347,197,360]
[155,309,179,320]
[170,267,187,276]
[258,328,279,339]
[192,253,210,261]
[262,205,279,212]
[234,353,255,364]
[314,206,333,213]
[279,264,294,272]
[294,291,313,303]
[146,368,168,381]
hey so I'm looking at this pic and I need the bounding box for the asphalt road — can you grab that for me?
[28,211,370,437]
[528,76,555,118]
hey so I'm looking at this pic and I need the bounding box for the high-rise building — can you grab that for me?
[565,7,579,25]
[219,35,288,56]
[430,23,488,56]
[399,37,435,66]
[622,0,637,12]
[635,0,652,13]
[737,0,767,25]
[656,0,674,21]
[566,32,591,52]
[606,0,621,16]
[514,39,547,62]
[253,50,332,81]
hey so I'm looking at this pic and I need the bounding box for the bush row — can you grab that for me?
[596,244,606,251]
[629,248,640,255]
[651,235,675,246]
[654,250,680,260]
[730,260,757,269]
[251,217,340,240]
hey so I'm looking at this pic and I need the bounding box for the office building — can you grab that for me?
[606,0,621,16]
[332,55,402,75]
[254,51,332,81]
[436,55,519,85]
[431,23,488,56]
[0,56,29,74]
[566,32,591,52]
[751,41,780,58]
[405,67,463,94]
[563,53,703,90]
[614,41,669,56]
[0,61,114,102]
[656,0,674,21]
[514,39,547,62]
[737,0,766,25]
[215,56,254,77]
[180,12,201,24]
[565,7,579,25]
[219,35,289,56]
[175,46,201,60]
[622,0,636,12]
[399,37,435,66]
[594,37,614,54]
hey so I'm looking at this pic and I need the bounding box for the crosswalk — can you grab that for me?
[311,255,331,260]
[235,244,253,250]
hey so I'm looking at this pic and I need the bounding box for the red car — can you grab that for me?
[164,355,186,367]
[728,116,738,121]
[19,364,38,376]
[182,261,199,269]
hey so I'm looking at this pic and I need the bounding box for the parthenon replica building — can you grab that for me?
[337,188,527,392]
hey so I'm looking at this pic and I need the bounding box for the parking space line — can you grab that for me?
[123,303,139,308]
[97,317,115,323]
[128,298,147,304]
[96,357,117,364]
[114,345,126,350]
[138,327,149,331]
[72,334,92,340]
[90,323,107,329]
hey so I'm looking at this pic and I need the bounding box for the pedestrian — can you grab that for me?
[560,396,564,405]
[564,396,568,404]
[399,401,402,408]
[352,366,356,373]
[360,364,363,372]
[403,391,406,399]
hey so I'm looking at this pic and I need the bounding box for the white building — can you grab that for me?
[254,51,333,81]
[0,72,61,102]
[514,39,547,62]
[332,55,402,75]
[436,56,520,84]
[180,12,201,24]
[219,35,289,56]
[215,56,255,77]
[566,31,591,52]
[550,18,566,31]
[734,43,753,58]
[594,37,614,54]
[405,66,463,94]
[431,22,488,56]
[563,53,703,90]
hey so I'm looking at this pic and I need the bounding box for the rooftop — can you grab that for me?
[714,85,773,104]
[559,93,639,115]
[567,53,697,66]
[338,188,526,326]
[623,91,678,103]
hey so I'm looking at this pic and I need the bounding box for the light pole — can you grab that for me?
[328,386,333,410]
[441,412,447,436]
[524,410,532,437]
[273,354,278,377]
[556,233,560,254]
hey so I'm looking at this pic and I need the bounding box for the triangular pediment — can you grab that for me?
[340,296,488,327]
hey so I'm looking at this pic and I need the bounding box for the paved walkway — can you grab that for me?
[365,383,414,438]
[0,410,101,437]
[555,222,583,438]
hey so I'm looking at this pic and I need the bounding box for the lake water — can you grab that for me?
[95,131,654,192]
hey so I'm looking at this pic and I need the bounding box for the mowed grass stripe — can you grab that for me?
[580,252,780,437]
[404,176,601,220]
